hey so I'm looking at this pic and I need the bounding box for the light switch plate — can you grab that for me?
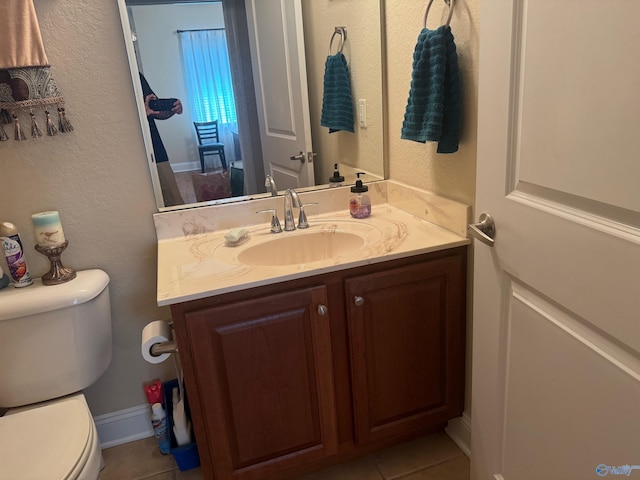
[358,99,367,128]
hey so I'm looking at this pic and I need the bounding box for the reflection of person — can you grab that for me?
[139,73,184,207]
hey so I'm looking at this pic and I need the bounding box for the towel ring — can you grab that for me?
[423,0,454,29]
[329,26,347,56]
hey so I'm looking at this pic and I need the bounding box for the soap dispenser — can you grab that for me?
[329,163,345,187]
[349,173,371,218]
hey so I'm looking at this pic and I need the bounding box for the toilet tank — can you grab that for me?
[0,269,112,408]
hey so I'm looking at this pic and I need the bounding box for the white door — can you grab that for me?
[245,0,315,191]
[471,2,640,480]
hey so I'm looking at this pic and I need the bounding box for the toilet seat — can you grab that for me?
[0,394,101,480]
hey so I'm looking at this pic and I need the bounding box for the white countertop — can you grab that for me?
[156,181,470,306]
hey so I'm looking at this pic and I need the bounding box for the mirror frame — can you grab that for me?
[117,0,388,212]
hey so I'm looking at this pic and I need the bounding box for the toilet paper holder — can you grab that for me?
[143,320,178,360]
[150,340,178,357]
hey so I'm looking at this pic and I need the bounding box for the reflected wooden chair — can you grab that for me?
[194,120,227,172]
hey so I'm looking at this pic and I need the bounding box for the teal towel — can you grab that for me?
[321,53,355,133]
[402,26,461,153]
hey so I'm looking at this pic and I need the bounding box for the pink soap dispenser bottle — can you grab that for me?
[349,173,371,218]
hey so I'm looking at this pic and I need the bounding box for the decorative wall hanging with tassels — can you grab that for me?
[0,1,73,142]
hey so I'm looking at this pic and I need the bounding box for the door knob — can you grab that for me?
[468,213,495,247]
[290,151,306,163]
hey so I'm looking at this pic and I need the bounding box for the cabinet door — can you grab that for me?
[185,286,338,480]
[346,255,465,444]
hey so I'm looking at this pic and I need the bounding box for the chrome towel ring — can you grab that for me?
[423,0,455,29]
[329,26,347,56]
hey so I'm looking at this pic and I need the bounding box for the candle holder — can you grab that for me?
[34,240,77,285]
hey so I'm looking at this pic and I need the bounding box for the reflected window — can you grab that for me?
[179,29,237,125]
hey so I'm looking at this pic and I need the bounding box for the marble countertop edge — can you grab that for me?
[156,236,469,307]
[156,203,471,306]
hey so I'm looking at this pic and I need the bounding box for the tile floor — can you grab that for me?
[100,431,469,480]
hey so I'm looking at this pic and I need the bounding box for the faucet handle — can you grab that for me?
[257,209,282,233]
[264,175,278,197]
[297,202,318,229]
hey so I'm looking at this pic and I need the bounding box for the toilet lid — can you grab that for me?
[0,395,92,479]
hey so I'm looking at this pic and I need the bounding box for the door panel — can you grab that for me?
[346,257,465,445]
[472,1,640,479]
[186,286,337,479]
[516,3,639,211]
[501,282,640,480]
[245,0,315,189]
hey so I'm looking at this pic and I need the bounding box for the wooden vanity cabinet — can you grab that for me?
[170,247,466,480]
[345,255,466,445]
[176,286,338,480]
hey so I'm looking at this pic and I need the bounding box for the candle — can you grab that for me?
[31,211,66,247]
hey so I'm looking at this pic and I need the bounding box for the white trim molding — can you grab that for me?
[445,412,471,458]
[94,404,154,449]
[172,160,201,173]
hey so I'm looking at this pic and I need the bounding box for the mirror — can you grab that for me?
[118,0,386,211]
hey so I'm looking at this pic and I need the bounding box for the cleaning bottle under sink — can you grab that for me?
[349,173,371,219]
[151,402,171,454]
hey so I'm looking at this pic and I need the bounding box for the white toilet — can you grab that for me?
[0,269,112,480]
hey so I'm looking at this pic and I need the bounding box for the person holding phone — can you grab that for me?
[139,73,184,207]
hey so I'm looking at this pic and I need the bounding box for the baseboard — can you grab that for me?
[173,161,200,173]
[445,412,471,458]
[96,405,470,453]
[94,404,154,449]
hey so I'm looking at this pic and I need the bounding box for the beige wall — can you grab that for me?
[0,0,173,416]
[386,1,480,417]
[0,0,479,418]
[386,0,479,207]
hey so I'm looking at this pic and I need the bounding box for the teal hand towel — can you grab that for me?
[402,26,461,153]
[321,53,355,133]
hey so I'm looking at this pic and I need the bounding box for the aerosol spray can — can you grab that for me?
[0,222,33,287]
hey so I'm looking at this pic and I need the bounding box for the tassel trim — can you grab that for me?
[0,101,72,141]
[58,107,73,133]
[45,110,58,136]
[13,114,26,141]
[0,122,8,141]
[0,109,11,125]
[30,110,42,138]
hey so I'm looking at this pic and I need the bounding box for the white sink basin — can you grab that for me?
[237,230,365,266]
[208,217,410,271]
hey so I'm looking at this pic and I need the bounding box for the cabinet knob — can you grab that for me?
[354,296,364,306]
[318,304,328,315]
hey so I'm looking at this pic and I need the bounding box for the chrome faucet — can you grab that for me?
[265,175,278,197]
[283,189,302,231]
